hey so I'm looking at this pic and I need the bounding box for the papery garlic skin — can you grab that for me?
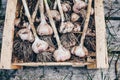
[17,28,34,42]
[50,10,61,21]
[37,21,53,36]
[71,13,80,22]
[71,45,88,57]
[32,37,49,53]
[73,1,87,13]
[53,45,71,61]
[60,21,74,33]
[61,3,71,12]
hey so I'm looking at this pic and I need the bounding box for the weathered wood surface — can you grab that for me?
[95,0,108,68]
[0,0,20,69]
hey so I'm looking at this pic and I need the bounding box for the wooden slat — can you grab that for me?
[95,0,108,68]
[12,62,93,67]
[0,0,20,69]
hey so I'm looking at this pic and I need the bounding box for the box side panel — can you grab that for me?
[95,0,108,68]
[0,0,20,69]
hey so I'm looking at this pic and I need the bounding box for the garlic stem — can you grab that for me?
[56,0,65,22]
[44,0,61,47]
[80,0,92,46]
[32,0,39,22]
[39,0,46,23]
[53,0,57,9]
[22,0,38,38]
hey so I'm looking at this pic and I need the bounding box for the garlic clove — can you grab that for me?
[37,21,53,36]
[32,37,49,53]
[71,13,80,22]
[73,22,81,32]
[71,45,88,57]
[61,2,71,12]
[59,21,74,33]
[73,1,87,13]
[50,10,61,21]
[17,28,34,42]
[53,45,71,61]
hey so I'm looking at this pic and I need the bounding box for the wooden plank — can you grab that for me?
[0,0,20,69]
[12,62,93,67]
[95,0,108,68]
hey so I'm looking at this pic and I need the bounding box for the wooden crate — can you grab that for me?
[0,0,108,69]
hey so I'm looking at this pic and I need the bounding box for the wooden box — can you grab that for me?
[0,0,108,69]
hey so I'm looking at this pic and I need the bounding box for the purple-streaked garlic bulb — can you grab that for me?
[73,22,81,32]
[37,0,53,36]
[73,0,87,13]
[32,37,49,53]
[60,21,74,33]
[71,13,80,22]
[17,27,34,42]
[50,10,61,21]
[71,45,88,57]
[53,45,71,61]
[61,2,71,12]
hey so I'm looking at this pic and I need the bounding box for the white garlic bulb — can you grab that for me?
[17,27,34,42]
[50,10,61,21]
[37,21,53,36]
[71,13,80,22]
[53,45,71,61]
[73,22,81,32]
[71,45,88,57]
[59,21,74,33]
[32,37,49,53]
[73,1,87,13]
[61,2,71,12]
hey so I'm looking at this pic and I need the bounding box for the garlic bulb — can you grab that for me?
[22,0,49,54]
[73,22,81,32]
[53,45,71,61]
[59,21,74,33]
[50,10,61,21]
[61,2,71,12]
[37,21,53,36]
[71,45,88,57]
[37,0,53,36]
[17,27,34,42]
[32,37,49,53]
[71,13,80,22]
[14,18,20,27]
[44,0,71,61]
[73,0,87,13]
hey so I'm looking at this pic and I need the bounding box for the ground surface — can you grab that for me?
[0,0,120,80]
